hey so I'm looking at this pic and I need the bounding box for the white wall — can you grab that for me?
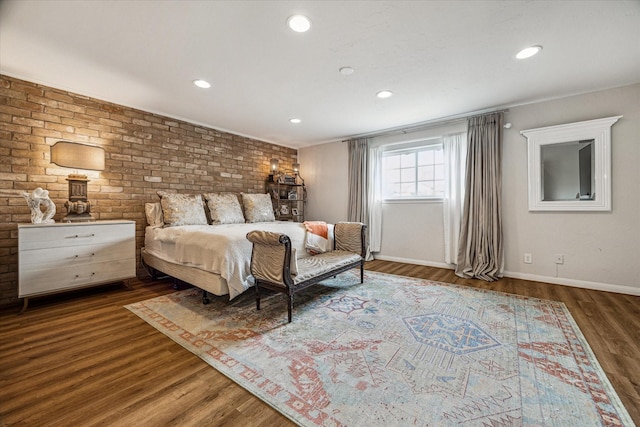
[298,141,349,224]
[502,83,640,294]
[299,83,640,294]
[374,200,447,267]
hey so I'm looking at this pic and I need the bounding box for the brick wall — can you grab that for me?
[0,75,297,307]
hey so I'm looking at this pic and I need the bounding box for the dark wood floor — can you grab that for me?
[1,260,638,426]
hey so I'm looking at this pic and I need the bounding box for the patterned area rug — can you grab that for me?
[125,270,633,426]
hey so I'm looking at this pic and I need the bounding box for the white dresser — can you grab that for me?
[18,220,136,311]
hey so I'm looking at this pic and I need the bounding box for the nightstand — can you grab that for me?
[18,220,136,312]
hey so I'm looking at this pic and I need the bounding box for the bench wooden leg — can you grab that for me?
[360,262,364,283]
[287,292,293,323]
[255,282,261,311]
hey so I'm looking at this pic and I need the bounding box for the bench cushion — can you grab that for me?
[294,250,362,284]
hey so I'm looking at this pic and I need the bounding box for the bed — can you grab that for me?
[142,222,315,299]
[141,191,334,301]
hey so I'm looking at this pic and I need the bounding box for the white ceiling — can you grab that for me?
[1,1,639,148]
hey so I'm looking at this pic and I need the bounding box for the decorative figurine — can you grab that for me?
[63,174,95,222]
[22,187,56,224]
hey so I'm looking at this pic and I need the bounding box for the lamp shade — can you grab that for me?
[270,158,279,172]
[292,163,300,173]
[51,141,105,171]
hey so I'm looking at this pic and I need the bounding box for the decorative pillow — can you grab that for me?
[305,233,330,254]
[304,221,330,254]
[157,191,208,226]
[144,202,164,228]
[241,193,275,223]
[203,193,245,224]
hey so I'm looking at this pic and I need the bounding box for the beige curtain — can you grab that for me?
[348,138,378,260]
[347,139,369,223]
[455,112,504,281]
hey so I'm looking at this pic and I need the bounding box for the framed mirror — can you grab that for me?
[521,116,621,211]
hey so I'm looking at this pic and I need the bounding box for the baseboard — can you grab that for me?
[372,255,453,270]
[502,270,640,296]
[371,255,640,296]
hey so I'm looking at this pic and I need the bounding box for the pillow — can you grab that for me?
[144,202,164,227]
[305,233,330,254]
[241,193,275,223]
[304,221,330,254]
[157,191,208,226]
[203,193,245,224]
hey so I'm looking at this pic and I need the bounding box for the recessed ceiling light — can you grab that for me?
[516,45,542,59]
[339,66,354,75]
[193,79,211,88]
[289,118,301,124]
[376,90,393,99]
[287,15,311,33]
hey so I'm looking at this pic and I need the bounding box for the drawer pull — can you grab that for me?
[74,253,96,259]
[67,233,96,239]
[74,273,96,280]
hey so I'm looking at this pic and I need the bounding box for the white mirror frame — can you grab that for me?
[521,116,622,211]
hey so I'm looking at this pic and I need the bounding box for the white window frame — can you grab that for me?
[381,138,444,201]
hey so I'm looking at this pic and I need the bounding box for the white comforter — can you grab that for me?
[152,222,308,299]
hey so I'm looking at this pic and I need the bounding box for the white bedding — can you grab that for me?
[145,222,317,299]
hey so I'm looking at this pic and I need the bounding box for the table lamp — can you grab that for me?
[50,141,105,222]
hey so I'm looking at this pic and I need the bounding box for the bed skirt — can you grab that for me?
[141,247,230,297]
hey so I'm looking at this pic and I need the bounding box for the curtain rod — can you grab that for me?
[342,108,509,142]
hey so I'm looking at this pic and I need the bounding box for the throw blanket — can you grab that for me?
[303,220,330,254]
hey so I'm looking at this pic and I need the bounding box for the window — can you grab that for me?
[382,142,444,199]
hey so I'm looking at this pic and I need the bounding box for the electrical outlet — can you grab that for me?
[524,253,532,264]
[555,254,564,264]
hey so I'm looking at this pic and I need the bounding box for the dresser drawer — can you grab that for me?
[19,258,136,297]
[19,223,134,251]
[19,240,134,269]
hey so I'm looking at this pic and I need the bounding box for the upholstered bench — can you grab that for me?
[246,222,367,323]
